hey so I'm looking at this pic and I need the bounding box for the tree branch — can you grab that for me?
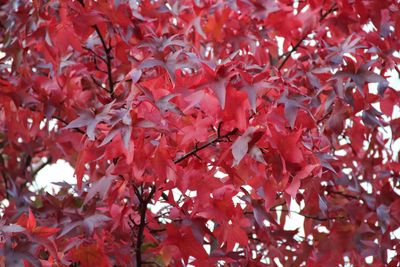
[93,26,114,97]
[52,115,86,135]
[277,4,337,70]
[270,207,345,221]
[0,155,9,200]
[326,190,360,200]
[174,126,238,164]
[77,0,114,97]
[32,157,52,177]
[0,171,9,200]
[90,75,109,92]
[135,185,155,267]
[82,46,107,64]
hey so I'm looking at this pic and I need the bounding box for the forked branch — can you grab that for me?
[277,4,337,70]
[134,185,156,267]
[93,25,115,97]
[174,124,238,164]
[77,0,114,97]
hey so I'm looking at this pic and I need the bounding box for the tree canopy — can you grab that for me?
[0,0,400,266]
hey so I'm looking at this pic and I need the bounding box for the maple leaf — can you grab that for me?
[68,244,110,267]
[195,63,236,109]
[180,115,212,145]
[0,223,25,233]
[66,100,114,140]
[362,106,387,129]
[1,1,399,266]
[223,223,249,251]
[231,127,264,166]
[285,164,319,198]
[84,174,117,205]
[237,71,273,111]
[138,50,197,85]
[277,92,310,129]
[137,35,186,54]
[331,61,388,97]
[59,214,111,237]
[326,35,365,65]
[0,247,41,267]
[243,0,280,20]
[272,129,304,164]
[16,210,59,239]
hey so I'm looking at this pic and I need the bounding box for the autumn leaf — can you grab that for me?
[231,127,264,166]
[1,1,399,266]
[68,244,110,267]
[16,210,59,238]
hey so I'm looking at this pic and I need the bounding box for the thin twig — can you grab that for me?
[82,46,108,64]
[277,36,307,70]
[326,190,360,200]
[270,208,345,221]
[93,25,115,97]
[90,75,109,91]
[277,4,337,70]
[0,155,9,200]
[32,157,52,177]
[52,116,86,135]
[269,201,287,210]
[77,0,114,97]
[0,171,9,200]
[174,126,238,164]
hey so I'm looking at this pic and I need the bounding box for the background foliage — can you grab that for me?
[0,0,400,266]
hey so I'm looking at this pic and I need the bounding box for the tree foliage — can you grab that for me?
[1,0,400,266]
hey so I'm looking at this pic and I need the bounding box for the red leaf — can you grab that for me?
[285,164,319,198]
[68,244,111,267]
[31,226,59,238]
[84,174,116,205]
[277,130,304,164]
[27,209,37,231]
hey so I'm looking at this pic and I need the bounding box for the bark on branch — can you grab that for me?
[93,25,115,97]
[174,125,238,164]
[277,4,337,70]
[134,185,156,267]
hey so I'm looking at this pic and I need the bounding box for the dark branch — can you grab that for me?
[277,36,307,70]
[32,157,52,177]
[76,0,114,97]
[82,46,107,64]
[135,185,156,267]
[0,155,9,200]
[1,171,9,200]
[52,116,86,135]
[93,26,115,97]
[269,208,345,221]
[326,190,360,200]
[90,75,109,92]
[277,4,337,70]
[174,127,238,164]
